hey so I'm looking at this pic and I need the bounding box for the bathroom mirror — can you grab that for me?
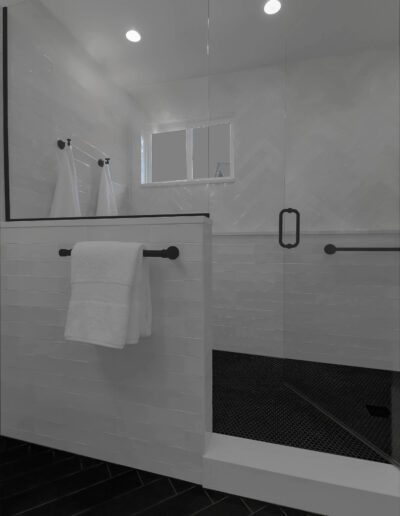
[3,0,212,219]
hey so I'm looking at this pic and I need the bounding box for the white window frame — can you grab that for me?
[141,119,235,187]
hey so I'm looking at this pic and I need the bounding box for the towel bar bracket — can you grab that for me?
[58,246,180,260]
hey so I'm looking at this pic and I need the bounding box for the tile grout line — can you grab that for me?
[71,478,162,516]
[202,489,214,504]
[240,497,255,513]
[188,495,231,516]
[135,470,145,487]
[167,477,178,495]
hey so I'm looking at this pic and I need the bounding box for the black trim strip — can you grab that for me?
[7,213,210,222]
[0,8,209,223]
[3,7,10,221]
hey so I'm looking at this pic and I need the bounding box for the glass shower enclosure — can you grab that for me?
[210,0,400,468]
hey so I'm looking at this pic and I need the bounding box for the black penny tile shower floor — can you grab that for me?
[213,351,395,464]
[0,436,322,516]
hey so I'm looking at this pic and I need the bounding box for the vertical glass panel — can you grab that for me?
[208,0,287,445]
[151,130,187,182]
[283,0,400,465]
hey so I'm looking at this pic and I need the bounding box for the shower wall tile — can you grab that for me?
[132,48,398,235]
[212,233,400,371]
[0,218,211,484]
[212,234,285,358]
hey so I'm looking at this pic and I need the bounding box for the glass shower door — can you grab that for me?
[282,0,400,465]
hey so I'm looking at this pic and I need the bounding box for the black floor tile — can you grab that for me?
[0,437,325,516]
[169,478,196,494]
[2,463,110,515]
[0,450,56,481]
[136,469,162,485]
[280,508,309,516]
[204,489,227,503]
[76,478,174,516]
[0,444,30,464]
[107,463,134,478]
[17,471,141,516]
[0,437,26,453]
[79,457,104,469]
[0,456,81,498]
[193,495,250,515]
[252,503,285,515]
[241,496,268,512]
[51,450,78,462]
[138,485,211,516]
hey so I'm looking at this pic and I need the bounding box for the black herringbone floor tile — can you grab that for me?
[0,436,324,516]
[17,471,141,516]
[2,463,110,515]
[0,456,81,499]
[192,495,250,515]
[76,478,174,516]
[137,485,211,515]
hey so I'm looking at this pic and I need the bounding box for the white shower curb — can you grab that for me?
[203,433,400,516]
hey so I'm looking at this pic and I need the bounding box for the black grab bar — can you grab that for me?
[325,244,400,255]
[59,246,180,260]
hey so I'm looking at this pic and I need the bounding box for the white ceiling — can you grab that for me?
[37,0,399,96]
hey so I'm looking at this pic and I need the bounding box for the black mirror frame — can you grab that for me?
[3,7,10,220]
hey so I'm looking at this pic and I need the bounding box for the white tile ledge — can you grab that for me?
[0,216,211,229]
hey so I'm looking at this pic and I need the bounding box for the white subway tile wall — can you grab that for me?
[0,218,211,484]
[212,233,400,371]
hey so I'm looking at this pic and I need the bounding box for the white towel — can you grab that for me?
[64,242,152,348]
[50,145,81,218]
[96,163,118,216]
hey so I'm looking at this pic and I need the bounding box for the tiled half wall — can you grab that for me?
[0,217,212,484]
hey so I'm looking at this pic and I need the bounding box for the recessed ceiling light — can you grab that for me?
[126,29,141,43]
[264,0,282,15]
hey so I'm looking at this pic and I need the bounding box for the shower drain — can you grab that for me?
[366,405,391,418]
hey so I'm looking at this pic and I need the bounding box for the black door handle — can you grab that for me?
[279,209,300,249]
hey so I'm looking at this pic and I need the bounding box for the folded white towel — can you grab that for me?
[64,242,152,348]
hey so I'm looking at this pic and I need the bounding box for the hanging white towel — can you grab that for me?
[50,145,81,218]
[64,242,152,349]
[96,163,118,216]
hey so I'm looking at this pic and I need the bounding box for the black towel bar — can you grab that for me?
[59,246,180,260]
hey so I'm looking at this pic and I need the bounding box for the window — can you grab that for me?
[141,122,234,185]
